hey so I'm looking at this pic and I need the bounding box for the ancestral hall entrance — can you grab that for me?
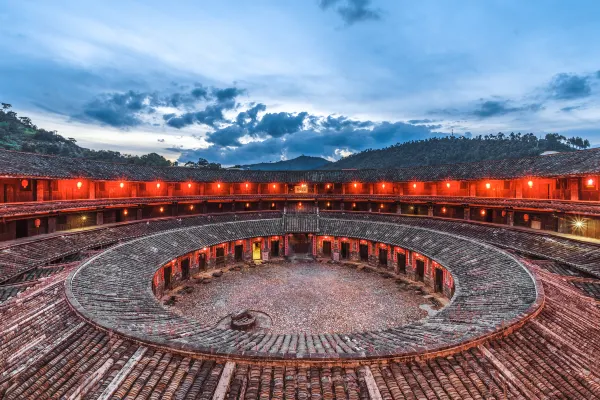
[290,234,310,254]
[252,242,261,260]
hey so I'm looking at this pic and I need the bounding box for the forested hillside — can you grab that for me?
[324,133,591,169]
[238,155,332,170]
[0,103,174,166]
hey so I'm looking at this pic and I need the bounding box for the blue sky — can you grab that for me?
[1,0,600,165]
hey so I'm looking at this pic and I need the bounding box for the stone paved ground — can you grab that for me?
[170,262,433,334]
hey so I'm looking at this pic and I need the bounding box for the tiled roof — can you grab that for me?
[66,215,540,362]
[0,147,599,182]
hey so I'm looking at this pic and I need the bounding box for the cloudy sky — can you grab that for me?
[1,0,600,165]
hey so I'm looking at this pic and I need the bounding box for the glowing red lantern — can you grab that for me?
[34,218,41,228]
[21,179,29,189]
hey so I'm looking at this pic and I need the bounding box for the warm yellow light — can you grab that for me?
[245,183,249,188]
[588,178,594,186]
[413,183,417,189]
[77,181,82,189]
[354,183,357,188]
[528,180,533,188]
[217,183,221,189]
[190,205,194,210]
[326,184,331,189]
[380,204,384,208]
[123,210,128,215]
[442,207,447,213]
[273,184,276,189]
[301,183,306,187]
[82,216,87,221]
[271,202,275,207]
[382,183,385,188]
[159,207,164,212]
[120,182,124,188]
[188,183,192,188]
[156,183,161,189]
[485,183,491,189]
[246,203,250,207]
[352,203,356,207]
[298,202,302,207]
[326,202,330,206]
[446,182,451,188]
[481,209,486,216]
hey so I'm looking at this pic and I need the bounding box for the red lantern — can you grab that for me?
[524,214,530,222]
[34,218,41,228]
[21,179,29,188]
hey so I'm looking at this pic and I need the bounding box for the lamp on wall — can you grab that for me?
[156,183,161,189]
[77,181,83,189]
[528,180,533,188]
[446,182,451,188]
[188,183,192,188]
[21,179,29,189]
[123,210,128,216]
[413,183,417,189]
[120,182,124,188]
[485,183,491,189]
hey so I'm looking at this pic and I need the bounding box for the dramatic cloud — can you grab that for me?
[471,100,543,118]
[250,111,309,137]
[205,125,246,147]
[319,0,382,25]
[547,73,592,100]
[80,90,160,127]
[236,103,266,127]
[320,115,373,130]
[77,85,244,128]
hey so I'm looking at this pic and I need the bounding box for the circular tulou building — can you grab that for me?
[0,148,599,399]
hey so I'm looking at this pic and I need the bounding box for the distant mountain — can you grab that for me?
[239,155,332,171]
[322,134,590,170]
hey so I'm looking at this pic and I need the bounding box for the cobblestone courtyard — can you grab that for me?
[171,262,434,334]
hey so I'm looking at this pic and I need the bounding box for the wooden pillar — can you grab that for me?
[396,202,402,214]
[96,212,103,226]
[136,208,143,220]
[368,202,372,212]
[428,205,434,217]
[172,202,178,217]
[507,210,514,226]
[464,207,470,220]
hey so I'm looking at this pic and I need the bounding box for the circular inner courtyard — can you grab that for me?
[169,261,441,334]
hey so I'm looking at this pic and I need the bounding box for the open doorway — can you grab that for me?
[323,240,332,256]
[253,241,262,260]
[359,244,369,261]
[416,259,425,281]
[340,242,350,259]
[234,244,244,262]
[181,258,190,280]
[435,268,444,293]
